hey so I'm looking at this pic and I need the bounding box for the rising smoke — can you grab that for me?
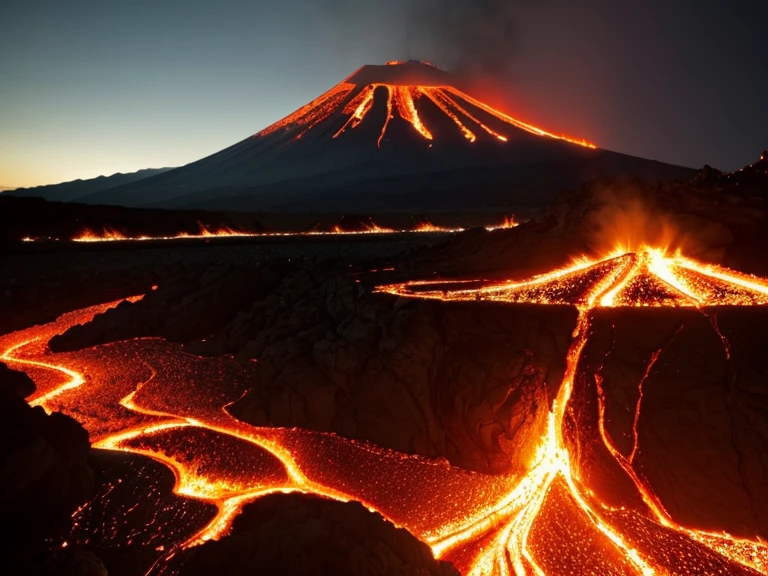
[313,0,524,75]
[405,0,522,75]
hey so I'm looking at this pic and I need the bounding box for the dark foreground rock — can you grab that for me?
[576,308,768,540]
[176,493,458,576]
[0,363,101,575]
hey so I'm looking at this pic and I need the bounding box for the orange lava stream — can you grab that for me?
[0,302,512,573]
[443,87,597,149]
[257,81,354,138]
[25,221,464,243]
[377,85,394,147]
[5,244,768,575]
[485,215,519,232]
[411,219,466,233]
[394,86,433,140]
[333,85,376,138]
[421,88,477,142]
[378,245,768,574]
[326,81,593,148]
[431,89,509,142]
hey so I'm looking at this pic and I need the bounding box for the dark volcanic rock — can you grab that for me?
[45,262,575,474]
[176,493,458,576]
[225,270,575,473]
[0,363,96,574]
[1,360,36,397]
[576,308,768,540]
[49,261,296,352]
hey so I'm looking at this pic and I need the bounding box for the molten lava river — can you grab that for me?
[3,246,768,575]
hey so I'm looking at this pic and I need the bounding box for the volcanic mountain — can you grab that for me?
[78,61,693,213]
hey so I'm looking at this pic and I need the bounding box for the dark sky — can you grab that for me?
[1,0,766,187]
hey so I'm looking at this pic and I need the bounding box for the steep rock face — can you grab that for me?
[176,493,458,576]
[576,309,768,540]
[223,271,574,474]
[0,363,98,574]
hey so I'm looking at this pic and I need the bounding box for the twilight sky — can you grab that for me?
[1,0,766,188]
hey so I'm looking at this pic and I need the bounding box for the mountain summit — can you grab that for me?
[74,61,693,212]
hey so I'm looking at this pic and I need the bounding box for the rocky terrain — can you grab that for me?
[4,152,768,573]
[175,493,459,576]
[397,150,768,280]
[38,153,768,546]
[0,363,102,575]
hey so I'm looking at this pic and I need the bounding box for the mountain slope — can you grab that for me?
[79,61,695,212]
[6,168,173,203]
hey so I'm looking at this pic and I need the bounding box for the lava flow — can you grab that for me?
[377,245,768,574]
[329,83,594,148]
[71,223,263,243]
[257,61,595,149]
[3,245,768,575]
[24,220,468,243]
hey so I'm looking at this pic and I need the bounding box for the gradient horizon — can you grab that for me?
[1,0,766,188]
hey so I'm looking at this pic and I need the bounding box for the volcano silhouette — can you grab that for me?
[81,61,694,213]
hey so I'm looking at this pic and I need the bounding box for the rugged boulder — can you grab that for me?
[176,493,458,576]
[0,363,97,574]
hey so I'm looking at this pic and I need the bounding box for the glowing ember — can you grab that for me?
[379,246,768,308]
[258,81,355,139]
[330,82,595,148]
[71,223,261,243]
[3,244,767,575]
[258,62,595,148]
[27,220,462,243]
[485,215,518,231]
[332,221,396,234]
[413,220,465,233]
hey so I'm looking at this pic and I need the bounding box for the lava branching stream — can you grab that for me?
[3,246,768,575]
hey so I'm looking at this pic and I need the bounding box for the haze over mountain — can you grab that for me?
[12,62,694,213]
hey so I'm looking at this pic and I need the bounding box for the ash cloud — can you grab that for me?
[405,0,522,75]
[312,0,524,76]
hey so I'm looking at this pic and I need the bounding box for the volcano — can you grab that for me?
[79,61,693,213]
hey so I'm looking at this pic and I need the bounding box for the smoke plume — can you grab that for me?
[313,0,523,75]
[405,0,522,75]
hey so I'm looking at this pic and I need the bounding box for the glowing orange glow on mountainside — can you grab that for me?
[256,61,596,149]
[4,245,767,575]
[331,84,594,148]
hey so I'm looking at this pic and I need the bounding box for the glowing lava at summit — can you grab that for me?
[258,61,595,149]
